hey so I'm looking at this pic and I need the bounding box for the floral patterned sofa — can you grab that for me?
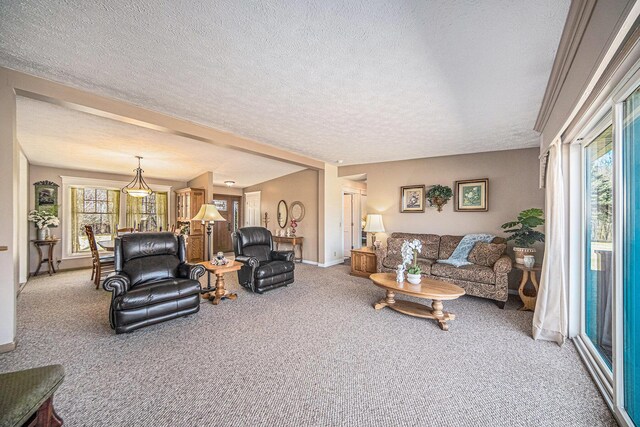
[375,232,512,308]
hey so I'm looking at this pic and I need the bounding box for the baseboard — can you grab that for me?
[0,340,17,353]
[301,260,318,266]
[318,259,344,268]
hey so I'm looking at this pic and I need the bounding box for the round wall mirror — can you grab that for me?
[277,200,288,228]
[290,201,305,222]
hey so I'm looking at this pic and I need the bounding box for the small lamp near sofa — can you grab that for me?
[192,204,226,287]
[363,214,385,249]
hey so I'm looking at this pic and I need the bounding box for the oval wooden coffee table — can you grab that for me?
[370,273,465,331]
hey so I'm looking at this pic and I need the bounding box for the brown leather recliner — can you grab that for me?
[103,232,205,333]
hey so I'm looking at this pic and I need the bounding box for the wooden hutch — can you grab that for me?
[175,187,205,262]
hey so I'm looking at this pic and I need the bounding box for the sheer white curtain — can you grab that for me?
[533,141,568,345]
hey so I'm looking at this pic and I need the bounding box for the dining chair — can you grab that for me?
[84,225,115,289]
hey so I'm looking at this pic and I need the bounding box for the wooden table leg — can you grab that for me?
[33,244,43,276]
[211,273,237,305]
[374,290,395,310]
[298,242,303,263]
[47,243,55,275]
[518,270,538,311]
[432,300,455,331]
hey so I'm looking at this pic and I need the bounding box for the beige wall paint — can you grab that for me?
[245,169,319,263]
[0,79,18,350]
[187,172,244,201]
[339,148,545,287]
[28,164,187,272]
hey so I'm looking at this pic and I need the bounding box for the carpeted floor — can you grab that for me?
[0,264,615,426]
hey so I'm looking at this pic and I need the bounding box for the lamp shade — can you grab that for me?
[363,214,385,233]
[191,204,226,222]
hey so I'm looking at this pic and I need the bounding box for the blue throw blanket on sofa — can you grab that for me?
[438,234,495,267]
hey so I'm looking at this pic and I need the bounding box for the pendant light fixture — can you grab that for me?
[122,156,153,198]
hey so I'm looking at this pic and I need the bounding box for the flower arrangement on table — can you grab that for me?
[27,209,60,229]
[401,239,423,284]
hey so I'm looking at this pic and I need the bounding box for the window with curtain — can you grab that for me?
[126,192,168,231]
[71,187,120,254]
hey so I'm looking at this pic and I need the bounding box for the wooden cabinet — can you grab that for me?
[175,187,205,262]
[350,247,377,278]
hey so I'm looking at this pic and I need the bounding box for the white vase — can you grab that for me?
[514,247,536,264]
[407,273,421,285]
[37,227,48,240]
[523,255,536,268]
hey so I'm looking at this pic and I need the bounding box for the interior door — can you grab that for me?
[244,191,261,227]
[343,193,353,256]
[211,195,242,253]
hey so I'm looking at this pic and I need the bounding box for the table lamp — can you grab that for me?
[192,204,226,288]
[363,214,385,249]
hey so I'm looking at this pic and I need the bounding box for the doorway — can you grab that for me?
[244,191,261,227]
[211,195,242,253]
[342,190,362,260]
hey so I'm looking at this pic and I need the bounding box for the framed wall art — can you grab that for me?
[400,185,425,213]
[34,180,59,215]
[454,178,488,212]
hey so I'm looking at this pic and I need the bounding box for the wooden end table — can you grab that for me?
[197,260,242,305]
[369,273,465,331]
[273,236,303,263]
[515,263,542,311]
[350,247,376,278]
[31,239,60,276]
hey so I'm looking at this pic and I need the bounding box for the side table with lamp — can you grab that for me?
[351,214,385,278]
[191,203,227,295]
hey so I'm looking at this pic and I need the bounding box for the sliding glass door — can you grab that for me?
[622,86,640,426]
[583,125,614,368]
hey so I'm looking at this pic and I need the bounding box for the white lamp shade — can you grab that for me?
[363,214,385,233]
[191,204,226,222]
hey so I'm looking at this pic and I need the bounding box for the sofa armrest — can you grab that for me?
[271,250,295,262]
[178,263,206,280]
[374,246,388,273]
[493,255,513,274]
[103,273,131,297]
[235,255,259,268]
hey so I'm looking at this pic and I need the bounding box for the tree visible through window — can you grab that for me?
[126,192,168,231]
[71,187,120,253]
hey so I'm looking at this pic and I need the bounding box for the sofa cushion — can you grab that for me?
[114,278,201,310]
[255,260,294,279]
[383,255,434,272]
[468,242,507,267]
[431,263,496,285]
[438,235,464,259]
[389,233,440,259]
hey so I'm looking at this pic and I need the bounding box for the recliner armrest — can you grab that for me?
[103,273,131,297]
[493,255,513,274]
[271,250,295,262]
[178,263,206,280]
[235,255,259,268]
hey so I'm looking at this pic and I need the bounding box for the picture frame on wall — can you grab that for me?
[34,180,59,215]
[400,185,425,213]
[454,179,489,212]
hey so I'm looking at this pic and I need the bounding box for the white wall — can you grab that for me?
[18,149,28,284]
[322,164,343,266]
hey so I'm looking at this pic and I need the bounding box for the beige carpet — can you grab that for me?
[0,264,615,426]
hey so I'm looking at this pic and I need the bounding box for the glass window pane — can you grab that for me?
[623,86,640,424]
[584,125,613,367]
[213,199,227,211]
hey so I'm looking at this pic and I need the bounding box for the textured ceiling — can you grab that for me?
[16,97,304,186]
[1,1,569,165]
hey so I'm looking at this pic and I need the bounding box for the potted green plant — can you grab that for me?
[500,208,545,264]
[426,185,453,212]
